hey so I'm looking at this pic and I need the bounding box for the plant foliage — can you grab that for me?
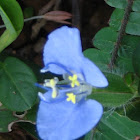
[0,0,140,139]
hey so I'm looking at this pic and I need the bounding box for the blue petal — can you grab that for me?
[42,26,108,87]
[81,58,108,87]
[37,92,103,140]
[43,26,83,75]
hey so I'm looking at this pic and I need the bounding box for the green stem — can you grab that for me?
[0,15,44,29]
[24,15,44,22]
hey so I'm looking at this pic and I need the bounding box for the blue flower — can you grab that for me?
[36,26,108,140]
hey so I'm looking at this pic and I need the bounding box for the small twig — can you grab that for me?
[24,16,43,22]
[38,0,56,15]
[109,0,134,69]
[31,0,57,39]
[72,0,81,29]
[54,0,61,10]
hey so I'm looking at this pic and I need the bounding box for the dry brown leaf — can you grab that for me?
[43,11,72,24]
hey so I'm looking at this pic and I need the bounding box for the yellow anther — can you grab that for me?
[66,93,76,104]
[50,79,55,87]
[68,74,80,87]
[52,88,57,98]
[44,79,57,98]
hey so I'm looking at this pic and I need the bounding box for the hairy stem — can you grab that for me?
[109,0,134,69]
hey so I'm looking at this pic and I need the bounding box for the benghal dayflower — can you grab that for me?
[36,26,108,140]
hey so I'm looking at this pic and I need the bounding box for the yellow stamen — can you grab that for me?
[68,74,80,87]
[44,79,57,98]
[50,79,55,87]
[66,93,76,104]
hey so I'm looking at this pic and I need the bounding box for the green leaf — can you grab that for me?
[0,57,37,111]
[105,0,140,12]
[123,72,134,86]
[90,27,140,74]
[94,112,140,140]
[109,9,124,31]
[84,130,93,140]
[123,99,140,122]
[93,27,117,53]
[0,0,24,52]
[109,9,140,36]
[93,27,140,56]
[132,45,140,78]
[88,73,134,108]
[0,110,18,132]
[116,57,134,73]
[24,104,38,122]
[118,35,140,58]
[105,0,127,9]
[93,27,140,57]
[89,93,133,108]
[126,12,140,36]
[84,48,110,72]
[133,1,140,12]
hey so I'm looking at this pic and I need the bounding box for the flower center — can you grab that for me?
[36,62,92,104]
